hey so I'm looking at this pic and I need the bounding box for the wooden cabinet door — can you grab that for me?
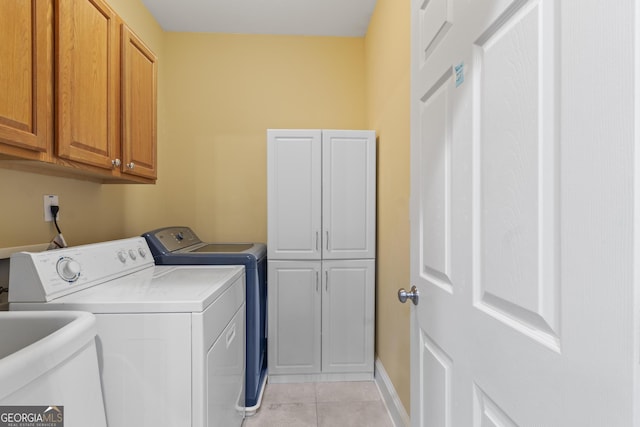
[267,130,322,260]
[0,0,52,159]
[121,24,157,179]
[321,259,375,374]
[322,130,376,259]
[56,0,118,170]
[267,260,321,375]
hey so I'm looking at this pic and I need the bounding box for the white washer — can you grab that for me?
[9,237,245,427]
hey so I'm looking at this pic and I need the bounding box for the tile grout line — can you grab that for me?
[314,382,319,427]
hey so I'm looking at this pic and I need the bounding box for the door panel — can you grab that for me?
[418,0,452,61]
[472,386,517,427]
[0,0,51,158]
[56,0,118,169]
[418,71,454,292]
[473,0,559,350]
[267,130,322,260]
[321,260,374,373]
[121,24,157,179]
[322,130,376,260]
[418,332,452,427]
[267,261,321,375]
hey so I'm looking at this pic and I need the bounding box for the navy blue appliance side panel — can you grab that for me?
[142,230,268,408]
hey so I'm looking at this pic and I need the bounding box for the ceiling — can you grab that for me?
[141,0,378,37]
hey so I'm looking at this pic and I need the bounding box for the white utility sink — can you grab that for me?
[0,311,107,426]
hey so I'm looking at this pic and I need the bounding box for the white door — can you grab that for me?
[409,0,638,425]
[267,260,321,375]
[321,259,375,373]
[322,130,377,260]
[267,129,322,260]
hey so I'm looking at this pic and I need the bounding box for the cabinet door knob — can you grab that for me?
[126,162,135,169]
[398,286,419,305]
[111,158,121,168]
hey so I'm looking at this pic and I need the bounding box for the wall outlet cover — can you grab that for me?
[44,195,59,222]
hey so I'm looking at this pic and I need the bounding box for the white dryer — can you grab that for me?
[9,237,245,427]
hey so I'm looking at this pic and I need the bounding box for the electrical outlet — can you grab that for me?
[44,195,59,222]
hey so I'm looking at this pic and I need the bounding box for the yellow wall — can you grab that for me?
[365,0,411,412]
[0,168,125,246]
[152,32,366,243]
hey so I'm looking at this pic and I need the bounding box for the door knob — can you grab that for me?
[398,286,419,305]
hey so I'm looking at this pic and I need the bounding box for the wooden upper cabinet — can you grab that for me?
[0,0,157,182]
[0,0,52,159]
[55,0,119,171]
[121,24,157,180]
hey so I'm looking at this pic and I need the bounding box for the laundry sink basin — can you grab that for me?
[0,310,107,426]
[0,310,94,357]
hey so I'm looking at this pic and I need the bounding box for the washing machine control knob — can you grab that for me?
[57,257,81,282]
[138,247,147,258]
[117,251,127,263]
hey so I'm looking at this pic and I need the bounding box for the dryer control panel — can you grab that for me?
[9,237,154,302]
[146,226,201,252]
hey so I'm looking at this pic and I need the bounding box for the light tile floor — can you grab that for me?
[244,381,395,427]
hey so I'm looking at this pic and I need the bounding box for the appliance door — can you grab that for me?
[95,312,193,427]
[207,304,245,426]
[191,272,246,426]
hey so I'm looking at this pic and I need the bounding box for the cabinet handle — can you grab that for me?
[325,271,328,292]
[126,162,135,169]
[316,271,319,292]
[315,231,319,251]
[111,158,121,168]
[326,231,329,251]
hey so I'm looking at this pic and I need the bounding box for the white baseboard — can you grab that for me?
[374,357,410,427]
[268,372,373,384]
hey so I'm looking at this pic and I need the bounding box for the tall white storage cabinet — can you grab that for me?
[267,129,376,383]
